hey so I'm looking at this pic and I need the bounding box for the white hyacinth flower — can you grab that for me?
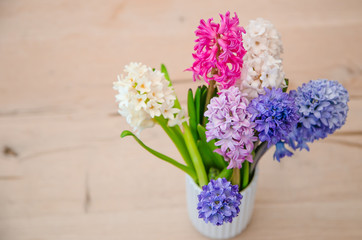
[243,18,283,58]
[240,18,285,99]
[241,54,286,99]
[113,62,183,134]
[168,109,188,127]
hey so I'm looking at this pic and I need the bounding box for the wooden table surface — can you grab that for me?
[1,0,362,239]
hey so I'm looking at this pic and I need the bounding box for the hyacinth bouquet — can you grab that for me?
[114,12,349,231]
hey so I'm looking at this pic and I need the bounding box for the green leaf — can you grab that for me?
[241,161,249,189]
[154,116,194,170]
[202,80,216,126]
[213,87,218,97]
[188,89,198,141]
[197,125,227,169]
[196,124,208,143]
[194,87,201,126]
[121,130,196,180]
[283,78,289,92]
[160,64,171,83]
[204,115,209,126]
[197,140,215,170]
[199,86,208,126]
[160,64,181,109]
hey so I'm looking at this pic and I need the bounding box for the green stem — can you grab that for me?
[182,122,208,186]
[155,116,194,171]
[231,168,240,186]
[202,80,216,126]
[173,124,185,142]
[195,87,202,125]
[250,141,268,174]
[216,168,233,180]
[242,161,250,189]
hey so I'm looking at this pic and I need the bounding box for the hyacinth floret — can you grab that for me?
[187,11,246,89]
[204,86,257,169]
[248,87,299,147]
[288,79,349,151]
[273,142,293,162]
[197,178,243,226]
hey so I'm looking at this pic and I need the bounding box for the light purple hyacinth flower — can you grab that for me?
[204,86,257,169]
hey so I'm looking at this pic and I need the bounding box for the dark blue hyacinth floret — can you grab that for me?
[247,87,299,148]
[197,178,243,226]
[287,79,349,151]
[273,142,293,162]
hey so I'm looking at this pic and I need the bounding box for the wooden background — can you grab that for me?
[1,0,362,239]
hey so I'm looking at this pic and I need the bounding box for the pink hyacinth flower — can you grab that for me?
[187,12,246,89]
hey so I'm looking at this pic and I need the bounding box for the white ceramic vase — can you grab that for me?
[185,171,258,239]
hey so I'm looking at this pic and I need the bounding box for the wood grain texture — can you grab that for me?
[0,0,361,239]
